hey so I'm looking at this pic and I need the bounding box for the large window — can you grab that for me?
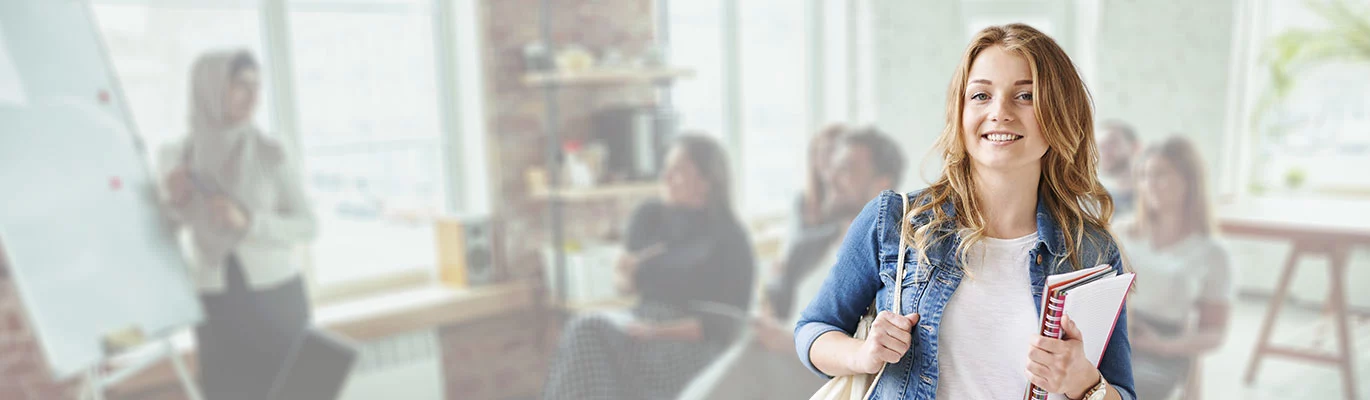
[667,0,725,141]
[91,0,485,301]
[1238,0,1370,197]
[669,0,863,216]
[92,2,274,162]
[737,0,807,214]
[288,0,445,289]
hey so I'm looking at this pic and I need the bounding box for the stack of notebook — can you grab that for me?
[1024,264,1136,400]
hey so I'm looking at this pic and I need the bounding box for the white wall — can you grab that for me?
[1092,0,1237,180]
[868,0,965,190]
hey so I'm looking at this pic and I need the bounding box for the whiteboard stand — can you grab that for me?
[83,335,204,400]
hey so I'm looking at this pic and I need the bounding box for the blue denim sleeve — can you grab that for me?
[793,193,889,379]
[1100,246,1137,400]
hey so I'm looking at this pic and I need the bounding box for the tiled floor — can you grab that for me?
[1196,297,1369,400]
[518,296,1368,400]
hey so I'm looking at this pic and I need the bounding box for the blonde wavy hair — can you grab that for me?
[908,24,1117,271]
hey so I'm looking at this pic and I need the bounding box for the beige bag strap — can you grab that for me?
[892,192,910,312]
[860,192,911,399]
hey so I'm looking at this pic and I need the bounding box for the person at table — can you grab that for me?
[542,134,756,400]
[1116,136,1235,400]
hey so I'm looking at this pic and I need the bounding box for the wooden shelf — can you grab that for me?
[316,281,538,341]
[530,183,658,202]
[523,67,694,87]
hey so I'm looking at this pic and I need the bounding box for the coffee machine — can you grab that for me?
[592,105,677,182]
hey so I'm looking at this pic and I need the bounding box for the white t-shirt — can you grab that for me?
[936,233,1040,399]
[1118,232,1235,326]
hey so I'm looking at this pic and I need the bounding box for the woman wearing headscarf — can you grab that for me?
[159,49,318,400]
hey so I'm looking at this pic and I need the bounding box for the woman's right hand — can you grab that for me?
[163,166,192,206]
[613,244,664,295]
[848,311,919,374]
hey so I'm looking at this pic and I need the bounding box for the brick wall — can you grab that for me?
[439,313,547,400]
[441,1,655,398]
[0,268,81,400]
[480,0,656,279]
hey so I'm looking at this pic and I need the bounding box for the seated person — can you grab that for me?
[543,134,756,400]
[681,127,906,400]
[1116,136,1234,400]
[1098,120,1141,217]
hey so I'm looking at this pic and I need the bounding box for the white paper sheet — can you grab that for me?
[0,26,28,106]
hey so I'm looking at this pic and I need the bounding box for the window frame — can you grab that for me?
[671,0,868,215]
[91,0,489,304]
[1220,0,1370,200]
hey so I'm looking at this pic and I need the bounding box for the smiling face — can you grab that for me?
[960,45,1049,174]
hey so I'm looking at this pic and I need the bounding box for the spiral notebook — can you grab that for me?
[1024,264,1136,400]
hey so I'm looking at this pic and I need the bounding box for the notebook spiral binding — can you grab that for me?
[1028,294,1069,400]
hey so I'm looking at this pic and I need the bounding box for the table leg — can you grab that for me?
[1245,242,1304,384]
[1327,245,1358,400]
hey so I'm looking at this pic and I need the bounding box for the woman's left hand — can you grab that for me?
[209,195,249,232]
[625,319,702,342]
[624,321,656,339]
[1026,313,1103,399]
[751,313,794,353]
[1128,319,1167,355]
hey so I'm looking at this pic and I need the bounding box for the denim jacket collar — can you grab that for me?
[1034,194,1068,258]
[906,191,1068,267]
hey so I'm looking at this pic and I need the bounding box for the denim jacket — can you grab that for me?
[794,190,1136,400]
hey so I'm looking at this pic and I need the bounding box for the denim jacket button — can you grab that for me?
[920,375,933,384]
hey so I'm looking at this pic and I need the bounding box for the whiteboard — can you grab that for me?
[0,0,203,380]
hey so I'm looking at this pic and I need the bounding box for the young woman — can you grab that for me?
[766,123,851,325]
[1118,136,1233,400]
[160,50,318,400]
[794,24,1136,400]
[543,134,755,400]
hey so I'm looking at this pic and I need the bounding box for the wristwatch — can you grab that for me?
[1078,374,1108,400]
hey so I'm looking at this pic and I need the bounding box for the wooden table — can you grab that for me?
[1218,197,1370,400]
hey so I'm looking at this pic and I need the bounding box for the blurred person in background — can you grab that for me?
[1098,120,1141,216]
[772,127,907,322]
[762,123,849,331]
[543,134,755,400]
[1116,136,1234,400]
[158,49,319,400]
[682,127,905,400]
[797,123,848,228]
